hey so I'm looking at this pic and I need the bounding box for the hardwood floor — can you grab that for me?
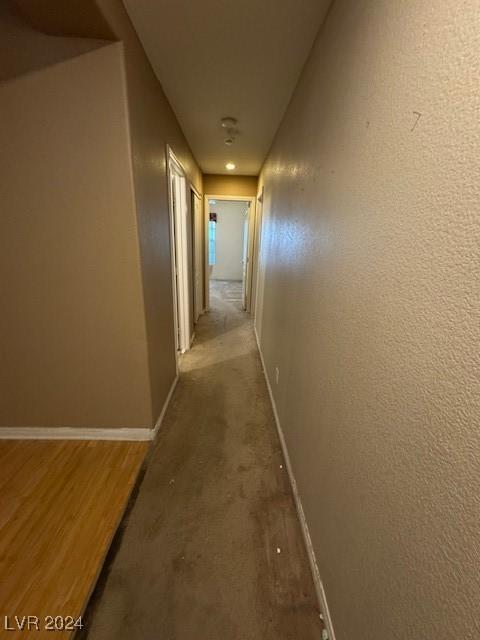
[0,440,147,639]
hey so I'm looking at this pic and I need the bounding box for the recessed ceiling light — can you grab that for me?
[226,162,236,171]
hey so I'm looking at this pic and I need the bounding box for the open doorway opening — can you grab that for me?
[204,195,256,312]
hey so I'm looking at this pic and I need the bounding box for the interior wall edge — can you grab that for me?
[119,38,158,427]
[0,376,179,442]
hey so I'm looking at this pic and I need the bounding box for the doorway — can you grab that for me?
[167,147,193,354]
[204,195,256,312]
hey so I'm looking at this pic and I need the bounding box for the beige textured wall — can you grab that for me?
[96,0,203,422]
[15,0,204,424]
[256,1,480,639]
[203,174,258,198]
[14,0,115,40]
[0,0,105,81]
[0,43,152,428]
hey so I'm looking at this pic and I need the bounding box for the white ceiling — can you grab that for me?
[123,0,331,175]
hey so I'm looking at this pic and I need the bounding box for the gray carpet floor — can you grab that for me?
[83,279,322,640]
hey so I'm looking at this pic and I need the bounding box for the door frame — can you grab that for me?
[204,194,256,312]
[251,186,264,317]
[167,145,191,354]
[190,186,204,323]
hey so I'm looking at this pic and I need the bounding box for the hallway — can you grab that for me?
[2,1,479,638]
[84,280,322,639]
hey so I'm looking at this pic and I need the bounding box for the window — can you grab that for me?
[209,217,216,266]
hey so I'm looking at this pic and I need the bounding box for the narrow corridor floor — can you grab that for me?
[83,280,322,640]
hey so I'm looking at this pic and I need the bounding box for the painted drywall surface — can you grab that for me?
[11,0,204,426]
[256,1,480,639]
[0,0,106,82]
[210,201,247,281]
[96,0,203,422]
[203,174,258,198]
[0,43,152,428]
[14,0,115,40]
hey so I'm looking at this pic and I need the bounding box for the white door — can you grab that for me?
[170,175,181,350]
[168,153,191,353]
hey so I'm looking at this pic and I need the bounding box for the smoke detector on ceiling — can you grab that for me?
[220,117,239,145]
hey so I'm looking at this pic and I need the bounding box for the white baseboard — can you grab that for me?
[150,374,179,440]
[0,375,179,442]
[254,327,336,640]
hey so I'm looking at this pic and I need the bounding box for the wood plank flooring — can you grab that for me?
[0,440,147,639]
